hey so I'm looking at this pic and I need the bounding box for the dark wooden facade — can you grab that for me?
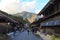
[0,10,18,33]
[38,0,60,22]
[38,0,60,36]
[31,0,60,36]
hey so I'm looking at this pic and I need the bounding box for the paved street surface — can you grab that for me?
[9,30,43,40]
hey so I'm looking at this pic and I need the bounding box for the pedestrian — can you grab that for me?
[27,29,29,35]
[17,26,19,31]
[19,27,22,32]
[10,23,17,38]
[13,27,17,36]
[32,27,34,33]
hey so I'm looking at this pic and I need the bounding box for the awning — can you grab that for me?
[40,20,60,26]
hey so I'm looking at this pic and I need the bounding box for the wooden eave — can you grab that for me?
[37,10,60,23]
[0,10,18,23]
[38,0,56,15]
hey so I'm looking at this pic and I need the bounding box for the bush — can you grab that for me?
[51,35,55,40]
[51,35,60,40]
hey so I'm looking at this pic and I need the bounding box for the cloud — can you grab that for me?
[0,0,49,14]
[34,9,40,14]
[0,0,20,14]
[0,0,36,14]
[18,0,36,13]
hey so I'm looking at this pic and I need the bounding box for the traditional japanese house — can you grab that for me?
[37,0,60,36]
[0,10,18,33]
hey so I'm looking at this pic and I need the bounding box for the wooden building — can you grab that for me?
[37,0,60,36]
[0,10,18,34]
[31,0,60,36]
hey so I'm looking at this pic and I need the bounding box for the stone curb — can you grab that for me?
[34,31,51,40]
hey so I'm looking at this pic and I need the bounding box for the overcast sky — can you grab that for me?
[0,0,49,14]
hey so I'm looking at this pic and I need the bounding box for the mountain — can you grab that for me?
[14,11,37,23]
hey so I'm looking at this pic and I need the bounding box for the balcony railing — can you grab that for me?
[40,20,60,26]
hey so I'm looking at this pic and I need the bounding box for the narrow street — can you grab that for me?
[9,30,43,40]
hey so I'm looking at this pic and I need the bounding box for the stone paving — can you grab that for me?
[8,30,43,40]
[35,31,51,40]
